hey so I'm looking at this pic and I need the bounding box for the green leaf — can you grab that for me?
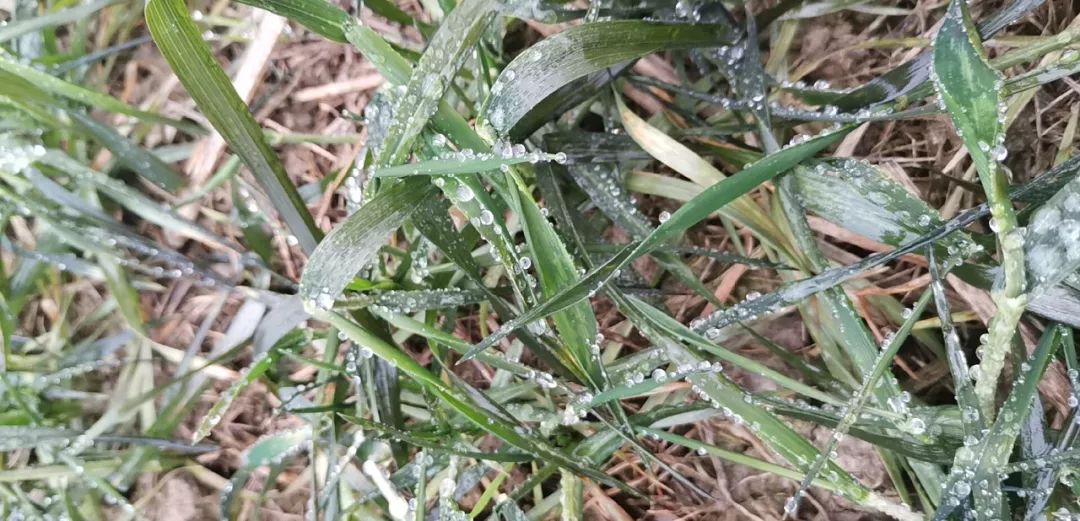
[337,414,530,462]
[515,180,600,381]
[787,288,934,516]
[547,160,724,305]
[316,309,640,495]
[481,21,737,136]
[376,0,498,166]
[793,159,976,254]
[0,0,122,44]
[223,426,313,516]
[192,330,310,443]
[374,155,533,178]
[244,0,491,158]
[932,325,1064,520]
[933,0,1023,424]
[932,0,1004,182]
[145,0,320,253]
[299,178,435,311]
[560,470,584,521]
[507,63,633,141]
[929,251,985,439]
[409,194,571,377]
[334,288,490,312]
[67,111,185,191]
[0,54,202,134]
[615,93,792,255]
[233,0,350,43]
[828,0,1043,110]
[644,428,849,492]
[38,151,232,251]
[463,126,851,360]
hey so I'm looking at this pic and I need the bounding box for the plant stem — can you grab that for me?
[974,164,1028,421]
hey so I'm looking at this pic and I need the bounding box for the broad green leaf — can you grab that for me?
[507,63,633,141]
[299,178,434,311]
[481,21,737,136]
[145,0,320,253]
[933,0,1023,424]
[793,159,976,254]
[932,0,1004,182]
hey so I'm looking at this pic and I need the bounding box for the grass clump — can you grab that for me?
[2,0,1080,519]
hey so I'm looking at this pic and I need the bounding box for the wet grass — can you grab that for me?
[2,0,1080,519]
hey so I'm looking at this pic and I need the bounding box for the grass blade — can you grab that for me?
[299,178,435,311]
[192,331,310,443]
[463,125,851,361]
[0,0,122,43]
[233,0,350,42]
[481,21,738,135]
[223,426,313,516]
[316,309,640,495]
[932,325,1064,520]
[145,0,320,253]
[514,179,601,382]
[0,52,202,134]
[794,159,976,255]
[67,111,185,191]
[375,0,498,166]
[38,151,233,251]
[933,0,1022,420]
